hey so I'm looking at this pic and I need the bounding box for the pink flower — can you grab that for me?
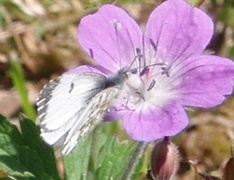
[69,0,234,142]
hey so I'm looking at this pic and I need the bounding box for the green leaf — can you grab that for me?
[63,134,93,180]
[0,114,23,146]
[95,138,136,180]
[0,114,60,180]
[19,116,60,179]
[0,148,31,176]
[0,134,19,157]
[63,121,136,180]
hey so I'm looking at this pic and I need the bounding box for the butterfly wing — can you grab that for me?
[61,86,120,154]
[37,72,117,154]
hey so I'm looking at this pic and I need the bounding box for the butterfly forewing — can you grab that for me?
[37,72,113,153]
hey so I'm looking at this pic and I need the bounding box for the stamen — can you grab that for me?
[128,48,143,73]
[136,48,143,64]
[128,48,165,77]
[135,48,146,77]
[130,62,165,76]
[121,95,135,111]
[147,79,156,91]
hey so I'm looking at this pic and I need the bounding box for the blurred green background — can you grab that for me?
[0,0,234,179]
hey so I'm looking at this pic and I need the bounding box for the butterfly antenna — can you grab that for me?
[127,48,143,74]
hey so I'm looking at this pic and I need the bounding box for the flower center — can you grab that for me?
[118,61,177,112]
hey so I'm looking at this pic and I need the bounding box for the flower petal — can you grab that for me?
[103,106,120,121]
[144,0,213,62]
[65,64,109,75]
[176,55,234,108]
[78,5,142,72]
[121,102,188,141]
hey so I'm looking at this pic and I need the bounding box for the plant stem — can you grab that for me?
[122,142,149,180]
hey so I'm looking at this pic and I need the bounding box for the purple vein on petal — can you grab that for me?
[162,59,204,88]
[84,27,119,64]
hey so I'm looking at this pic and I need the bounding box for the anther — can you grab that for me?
[150,39,157,52]
[136,48,143,62]
[136,48,141,55]
[140,67,149,76]
[89,48,94,59]
[161,65,171,77]
[147,79,156,91]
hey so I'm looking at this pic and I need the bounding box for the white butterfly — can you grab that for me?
[37,68,127,155]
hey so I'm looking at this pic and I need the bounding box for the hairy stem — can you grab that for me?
[122,142,149,180]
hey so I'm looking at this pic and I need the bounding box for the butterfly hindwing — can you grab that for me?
[61,86,120,154]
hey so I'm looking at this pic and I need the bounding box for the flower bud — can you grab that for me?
[149,137,180,180]
[222,156,234,180]
[199,173,220,180]
[0,170,7,178]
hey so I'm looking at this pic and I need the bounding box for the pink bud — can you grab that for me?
[149,137,180,180]
[222,157,234,180]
